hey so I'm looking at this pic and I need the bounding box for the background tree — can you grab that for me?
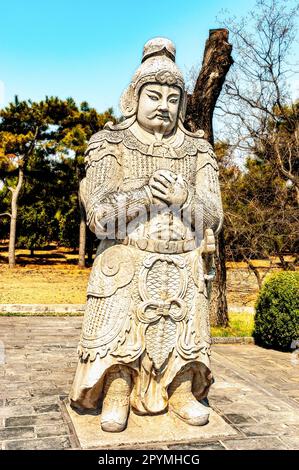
[0,97,54,267]
[0,96,115,266]
[217,0,299,198]
[221,148,299,288]
[0,156,14,241]
[54,100,115,266]
[16,149,60,256]
[0,97,75,262]
[214,0,299,279]
[185,28,233,326]
[185,0,298,324]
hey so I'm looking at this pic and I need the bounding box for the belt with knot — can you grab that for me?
[122,237,196,253]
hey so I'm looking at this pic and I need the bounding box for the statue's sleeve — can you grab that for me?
[84,140,153,238]
[185,147,223,235]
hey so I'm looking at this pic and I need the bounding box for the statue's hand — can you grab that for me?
[149,169,188,206]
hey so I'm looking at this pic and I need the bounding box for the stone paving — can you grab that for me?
[0,317,298,450]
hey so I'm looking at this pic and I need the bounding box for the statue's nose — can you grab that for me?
[158,98,169,112]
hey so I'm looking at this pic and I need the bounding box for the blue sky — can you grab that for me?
[0,0,297,115]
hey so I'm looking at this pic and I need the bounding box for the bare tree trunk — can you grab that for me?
[185,29,233,145]
[8,165,24,268]
[247,259,273,291]
[185,28,233,326]
[209,230,228,326]
[247,260,263,291]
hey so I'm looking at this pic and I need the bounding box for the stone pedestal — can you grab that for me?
[65,401,237,449]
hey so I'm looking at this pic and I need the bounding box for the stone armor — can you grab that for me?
[70,37,223,431]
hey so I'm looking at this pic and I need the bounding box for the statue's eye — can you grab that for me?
[147,94,159,101]
[169,98,179,104]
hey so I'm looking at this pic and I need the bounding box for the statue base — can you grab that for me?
[65,400,237,449]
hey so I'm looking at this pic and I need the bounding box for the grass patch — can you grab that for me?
[211,312,254,337]
[0,311,83,317]
[0,265,90,304]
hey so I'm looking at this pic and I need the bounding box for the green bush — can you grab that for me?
[254,271,299,351]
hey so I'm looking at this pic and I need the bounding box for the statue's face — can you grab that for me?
[137,83,181,135]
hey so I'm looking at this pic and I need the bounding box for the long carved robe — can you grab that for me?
[70,120,223,414]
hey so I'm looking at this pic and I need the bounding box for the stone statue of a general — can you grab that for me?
[70,37,223,432]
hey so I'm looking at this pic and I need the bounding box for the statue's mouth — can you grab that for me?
[155,114,169,121]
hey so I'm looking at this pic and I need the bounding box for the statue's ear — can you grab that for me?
[179,90,188,122]
[120,84,138,117]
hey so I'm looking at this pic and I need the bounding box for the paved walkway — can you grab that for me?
[0,317,298,450]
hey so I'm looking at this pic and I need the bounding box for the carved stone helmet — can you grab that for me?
[120,37,187,121]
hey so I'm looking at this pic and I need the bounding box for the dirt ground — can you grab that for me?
[0,263,265,305]
[0,244,288,305]
[0,245,89,304]
[0,264,89,304]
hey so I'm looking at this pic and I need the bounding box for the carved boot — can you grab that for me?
[101,366,131,432]
[169,369,210,426]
